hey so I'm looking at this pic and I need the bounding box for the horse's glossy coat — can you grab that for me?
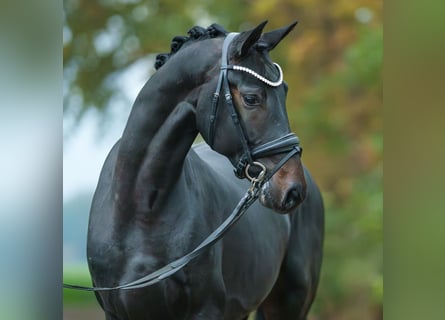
[87,22,324,319]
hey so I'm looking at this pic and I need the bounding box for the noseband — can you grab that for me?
[208,33,302,182]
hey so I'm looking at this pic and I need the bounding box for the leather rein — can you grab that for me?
[63,33,302,292]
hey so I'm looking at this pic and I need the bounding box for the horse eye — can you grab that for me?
[242,94,260,107]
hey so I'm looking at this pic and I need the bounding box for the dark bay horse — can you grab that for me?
[87,21,324,319]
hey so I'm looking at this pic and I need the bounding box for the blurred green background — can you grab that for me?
[63,0,382,319]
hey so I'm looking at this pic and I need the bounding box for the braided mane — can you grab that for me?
[154,23,228,70]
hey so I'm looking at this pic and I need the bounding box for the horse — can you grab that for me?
[86,21,324,319]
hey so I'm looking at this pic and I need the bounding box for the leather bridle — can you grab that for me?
[63,33,303,292]
[208,32,302,181]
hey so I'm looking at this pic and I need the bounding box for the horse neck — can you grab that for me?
[112,46,217,211]
[132,101,197,213]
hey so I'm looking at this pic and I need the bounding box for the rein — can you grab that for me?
[64,177,263,291]
[63,33,302,292]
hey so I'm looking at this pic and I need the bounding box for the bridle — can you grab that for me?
[208,32,302,182]
[63,33,303,292]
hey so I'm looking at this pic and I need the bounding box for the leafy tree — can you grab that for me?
[64,0,251,119]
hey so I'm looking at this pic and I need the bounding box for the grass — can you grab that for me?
[63,264,98,305]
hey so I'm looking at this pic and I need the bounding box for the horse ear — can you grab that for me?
[257,21,298,52]
[232,20,268,59]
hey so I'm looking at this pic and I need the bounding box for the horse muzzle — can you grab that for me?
[258,155,307,213]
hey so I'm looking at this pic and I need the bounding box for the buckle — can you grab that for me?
[234,158,248,179]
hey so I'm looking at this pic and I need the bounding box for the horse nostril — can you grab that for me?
[284,182,306,208]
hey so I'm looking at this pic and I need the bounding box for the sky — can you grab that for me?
[62,58,153,264]
[63,58,152,203]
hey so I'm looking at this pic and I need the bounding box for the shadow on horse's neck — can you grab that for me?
[133,101,198,212]
[112,41,218,213]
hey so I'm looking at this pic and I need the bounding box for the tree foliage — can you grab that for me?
[64,0,382,318]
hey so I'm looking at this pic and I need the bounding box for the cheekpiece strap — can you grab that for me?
[210,33,254,164]
[208,33,239,147]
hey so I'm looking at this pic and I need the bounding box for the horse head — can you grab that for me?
[156,21,306,213]
[194,21,307,213]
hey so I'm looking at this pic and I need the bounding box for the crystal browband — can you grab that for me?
[223,63,284,87]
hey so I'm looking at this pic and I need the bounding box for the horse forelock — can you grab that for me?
[154,23,228,70]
